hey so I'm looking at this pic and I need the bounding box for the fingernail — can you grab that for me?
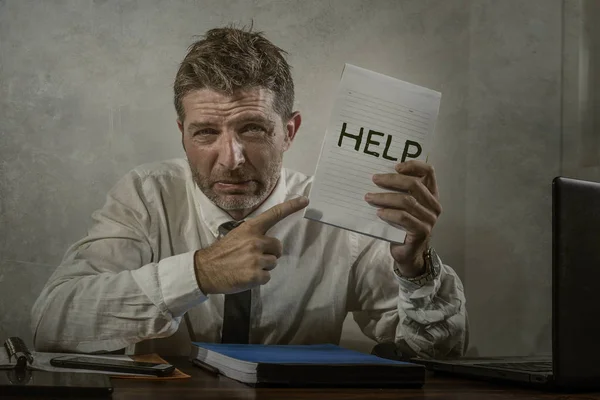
[364,193,372,201]
[372,175,380,183]
[297,196,309,205]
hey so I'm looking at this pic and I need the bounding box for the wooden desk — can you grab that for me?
[109,357,600,400]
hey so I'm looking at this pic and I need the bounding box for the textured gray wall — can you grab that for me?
[563,0,600,181]
[0,0,589,356]
[464,0,561,356]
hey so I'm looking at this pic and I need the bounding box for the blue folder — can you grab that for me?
[190,342,424,387]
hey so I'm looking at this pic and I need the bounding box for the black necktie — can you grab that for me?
[219,221,252,344]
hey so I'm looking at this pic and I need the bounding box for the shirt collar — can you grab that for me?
[191,169,289,238]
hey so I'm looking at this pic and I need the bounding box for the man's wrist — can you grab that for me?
[394,247,441,286]
[153,251,208,317]
[193,250,209,295]
[394,256,426,278]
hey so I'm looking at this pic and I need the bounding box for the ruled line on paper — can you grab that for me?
[316,184,375,207]
[317,174,384,205]
[319,170,379,192]
[340,93,430,117]
[332,143,403,160]
[326,151,390,171]
[322,160,386,181]
[329,145,406,166]
[325,151,396,174]
[318,178,374,202]
[320,160,376,180]
[335,114,429,133]
[347,88,433,118]
[315,192,369,212]
[314,195,375,218]
[312,193,390,224]
[320,171,379,194]
[338,109,429,136]
[336,113,428,140]
[334,119,427,144]
[342,98,430,129]
[340,108,428,135]
[311,203,391,230]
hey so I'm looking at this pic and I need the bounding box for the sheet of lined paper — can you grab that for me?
[304,64,441,243]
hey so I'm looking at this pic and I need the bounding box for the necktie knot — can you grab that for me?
[218,220,244,238]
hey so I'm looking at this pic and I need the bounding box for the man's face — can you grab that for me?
[178,88,299,215]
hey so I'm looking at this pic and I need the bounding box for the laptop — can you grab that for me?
[412,176,600,390]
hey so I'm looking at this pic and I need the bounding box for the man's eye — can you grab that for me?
[242,124,266,134]
[193,128,218,136]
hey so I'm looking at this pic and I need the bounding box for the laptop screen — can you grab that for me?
[553,177,600,387]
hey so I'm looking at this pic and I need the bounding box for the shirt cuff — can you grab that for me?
[157,251,207,317]
[393,256,443,299]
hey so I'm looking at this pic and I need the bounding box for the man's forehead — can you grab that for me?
[182,87,275,114]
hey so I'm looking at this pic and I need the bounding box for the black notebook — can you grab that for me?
[190,342,424,387]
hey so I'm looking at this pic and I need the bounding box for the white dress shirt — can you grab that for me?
[31,159,467,357]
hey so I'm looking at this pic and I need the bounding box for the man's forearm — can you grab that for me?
[32,265,179,353]
[31,249,208,353]
[395,264,468,358]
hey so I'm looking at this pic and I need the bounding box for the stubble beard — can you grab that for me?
[189,158,283,212]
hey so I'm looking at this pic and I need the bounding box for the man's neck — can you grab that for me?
[226,208,252,221]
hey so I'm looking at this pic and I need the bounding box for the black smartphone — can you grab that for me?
[50,355,175,376]
[0,369,113,397]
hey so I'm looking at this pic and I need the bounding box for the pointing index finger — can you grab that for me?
[248,196,309,233]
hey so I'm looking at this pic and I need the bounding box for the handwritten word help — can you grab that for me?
[337,122,422,162]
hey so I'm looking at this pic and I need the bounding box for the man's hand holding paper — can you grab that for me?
[366,160,442,277]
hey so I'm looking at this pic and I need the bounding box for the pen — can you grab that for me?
[5,337,33,371]
[192,359,220,375]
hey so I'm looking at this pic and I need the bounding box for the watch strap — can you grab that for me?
[394,247,441,286]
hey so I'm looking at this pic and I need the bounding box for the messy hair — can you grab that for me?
[174,25,294,122]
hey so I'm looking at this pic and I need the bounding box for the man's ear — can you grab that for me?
[177,119,186,151]
[283,111,302,151]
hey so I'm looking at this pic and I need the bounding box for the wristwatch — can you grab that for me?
[394,247,441,286]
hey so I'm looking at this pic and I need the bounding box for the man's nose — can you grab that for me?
[217,134,245,170]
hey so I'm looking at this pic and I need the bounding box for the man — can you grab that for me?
[31,27,467,358]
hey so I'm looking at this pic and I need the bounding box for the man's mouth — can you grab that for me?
[213,180,255,192]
